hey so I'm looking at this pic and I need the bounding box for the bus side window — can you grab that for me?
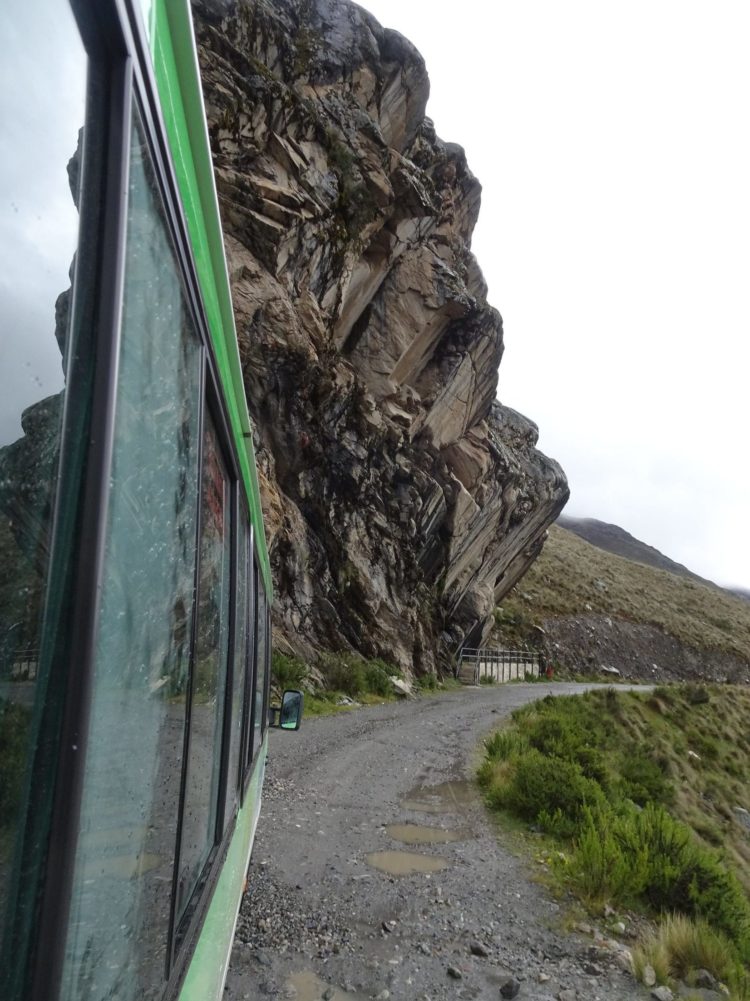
[174,408,232,932]
[0,4,88,993]
[224,508,249,829]
[239,545,256,783]
[252,567,268,759]
[61,101,204,1001]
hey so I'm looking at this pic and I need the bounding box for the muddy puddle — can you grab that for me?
[365,850,449,876]
[286,971,364,1000]
[401,779,475,815]
[385,823,467,846]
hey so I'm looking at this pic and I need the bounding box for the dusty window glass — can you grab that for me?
[60,104,203,1001]
[253,578,268,757]
[0,0,86,983]
[241,555,257,777]
[225,514,249,828]
[175,409,232,927]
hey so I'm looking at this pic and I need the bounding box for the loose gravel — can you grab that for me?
[225,683,654,1001]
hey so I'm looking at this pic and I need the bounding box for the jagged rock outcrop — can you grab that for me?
[192,0,569,673]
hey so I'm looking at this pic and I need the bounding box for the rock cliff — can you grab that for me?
[192,0,569,673]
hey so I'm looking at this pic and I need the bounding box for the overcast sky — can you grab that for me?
[0,0,83,448]
[360,0,750,591]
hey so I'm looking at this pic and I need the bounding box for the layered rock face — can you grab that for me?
[192,0,569,673]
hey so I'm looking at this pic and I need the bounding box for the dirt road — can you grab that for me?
[226,683,650,1001]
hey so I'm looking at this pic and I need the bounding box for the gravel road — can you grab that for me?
[226,683,652,1001]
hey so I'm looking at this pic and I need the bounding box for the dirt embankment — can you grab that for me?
[543,615,750,684]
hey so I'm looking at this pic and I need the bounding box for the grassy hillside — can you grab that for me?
[558,514,715,586]
[497,525,750,666]
[479,685,750,997]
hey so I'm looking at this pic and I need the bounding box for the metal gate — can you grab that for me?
[457,647,540,685]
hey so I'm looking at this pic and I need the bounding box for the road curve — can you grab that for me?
[227,683,651,1001]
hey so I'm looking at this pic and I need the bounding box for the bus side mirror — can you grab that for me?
[269,689,303,730]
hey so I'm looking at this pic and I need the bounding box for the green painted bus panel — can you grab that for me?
[179,741,268,1001]
[149,0,272,596]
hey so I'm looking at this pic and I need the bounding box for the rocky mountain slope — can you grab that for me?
[192,0,568,673]
[493,524,750,683]
[557,514,717,587]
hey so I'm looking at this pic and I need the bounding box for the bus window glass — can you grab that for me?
[240,552,257,778]
[0,0,86,969]
[224,513,248,828]
[175,409,232,927]
[61,105,203,1001]
[252,578,268,757]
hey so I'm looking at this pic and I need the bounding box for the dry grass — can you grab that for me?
[634,915,747,998]
[508,524,750,662]
[609,685,750,896]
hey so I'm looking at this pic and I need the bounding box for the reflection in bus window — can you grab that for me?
[176,410,232,928]
[225,516,249,828]
[253,580,268,757]
[61,105,203,1001]
[0,0,86,968]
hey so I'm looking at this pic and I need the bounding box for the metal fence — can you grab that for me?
[4,648,40,682]
[457,647,541,685]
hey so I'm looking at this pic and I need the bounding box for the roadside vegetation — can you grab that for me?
[492,524,750,663]
[271,650,455,716]
[478,685,750,997]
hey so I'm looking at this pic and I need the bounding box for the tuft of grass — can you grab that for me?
[484,728,529,762]
[634,915,745,996]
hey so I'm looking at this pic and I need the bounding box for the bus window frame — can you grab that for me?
[169,381,240,966]
[15,1,271,999]
[242,550,273,796]
[19,10,133,1001]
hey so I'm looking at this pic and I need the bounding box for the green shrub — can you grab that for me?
[271,651,308,690]
[687,684,711,706]
[362,660,392,696]
[318,653,365,696]
[566,801,750,959]
[317,652,396,698]
[478,685,750,965]
[498,749,605,837]
[617,750,674,806]
[685,847,750,959]
[522,701,608,784]
[527,714,581,758]
[416,673,438,691]
[565,804,648,902]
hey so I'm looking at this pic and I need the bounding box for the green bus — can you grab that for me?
[0,1,301,999]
